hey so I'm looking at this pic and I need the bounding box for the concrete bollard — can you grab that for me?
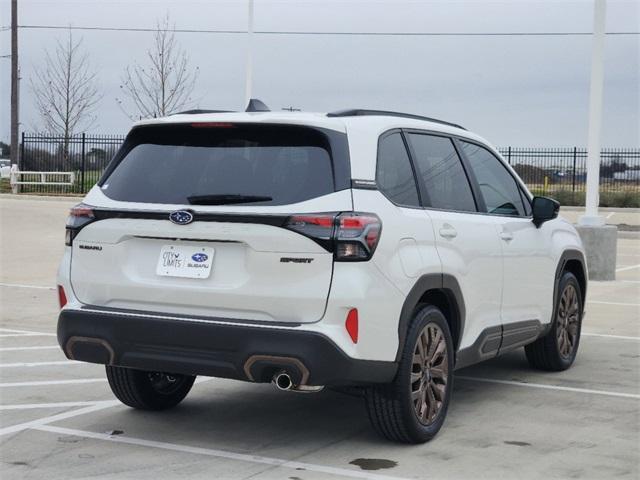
[575,225,618,281]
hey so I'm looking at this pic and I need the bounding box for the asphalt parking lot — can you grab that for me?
[1,196,638,480]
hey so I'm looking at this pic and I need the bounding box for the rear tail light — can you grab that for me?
[335,213,381,261]
[57,285,68,309]
[65,203,95,246]
[284,212,381,261]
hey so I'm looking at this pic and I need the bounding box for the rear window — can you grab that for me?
[100,124,347,205]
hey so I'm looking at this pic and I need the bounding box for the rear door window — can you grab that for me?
[407,133,477,212]
[376,132,420,207]
[100,124,342,205]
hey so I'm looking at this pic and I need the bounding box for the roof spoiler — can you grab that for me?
[171,99,272,115]
[170,109,233,115]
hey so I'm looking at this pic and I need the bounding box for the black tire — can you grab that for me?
[365,305,454,443]
[525,271,583,371]
[106,366,196,410]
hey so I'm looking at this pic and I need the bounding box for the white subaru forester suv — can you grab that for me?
[57,105,587,443]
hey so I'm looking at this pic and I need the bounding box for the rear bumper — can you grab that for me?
[57,308,397,386]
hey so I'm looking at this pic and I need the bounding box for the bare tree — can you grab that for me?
[117,15,199,119]
[31,29,101,157]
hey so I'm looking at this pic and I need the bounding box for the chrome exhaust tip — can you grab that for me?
[273,371,293,391]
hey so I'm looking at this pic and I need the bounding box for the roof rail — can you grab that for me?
[170,109,233,115]
[326,109,465,130]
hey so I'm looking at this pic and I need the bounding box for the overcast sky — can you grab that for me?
[0,0,638,146]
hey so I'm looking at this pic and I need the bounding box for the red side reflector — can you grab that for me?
[345,308,358,343]
[57,285,68,309]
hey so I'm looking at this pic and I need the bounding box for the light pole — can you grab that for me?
[579,0,607,226]
[575,0,618,281]
[244,0,254,108]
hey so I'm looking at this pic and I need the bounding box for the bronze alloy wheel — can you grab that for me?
[411,323,449,425]
[556,284,580,358]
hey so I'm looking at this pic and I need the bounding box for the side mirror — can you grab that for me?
[532,196,560,228]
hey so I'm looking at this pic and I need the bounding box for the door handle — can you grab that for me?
[500,231,514,242]
[439,225,458,239]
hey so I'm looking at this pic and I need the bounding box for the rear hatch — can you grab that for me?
[69,122,352,324]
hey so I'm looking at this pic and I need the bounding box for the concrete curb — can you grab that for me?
[618,231,640,240]
[562,206,640,213]
[0,194,84,202]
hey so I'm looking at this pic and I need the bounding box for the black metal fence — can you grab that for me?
[9,133,640,204]
[499,146,639,191]
[16,133,124,194]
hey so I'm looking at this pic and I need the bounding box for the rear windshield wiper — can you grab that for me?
[187,194,273,205]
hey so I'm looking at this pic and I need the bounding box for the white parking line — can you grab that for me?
[0,360,81,368]
[606,212,616,219]
[0,334,56,338]
[0,377,211,388]
[0,345,59,352]
[587,300,640,307]
[0,327,56,337]
[0,400,115,411]
[582,332,640,341]
[590,280,640,286]
[0,378,105,388]
[457,376,640,400]
[616,263,640,272]
[33,425,410,480]
[0,283,55,290]
[0,402,119,436]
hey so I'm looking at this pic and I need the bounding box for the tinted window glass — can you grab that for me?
[407,134,476,212]
[519,188,532,216]
[101,124,337,205]
[376,133,420,206]
[460,141,526,216]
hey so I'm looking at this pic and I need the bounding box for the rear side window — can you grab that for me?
[100,124,342,205]
[376,132,420,207]
[407,133,476,212]
[460,141,526,216]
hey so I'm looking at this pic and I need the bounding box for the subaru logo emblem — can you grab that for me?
[169,210,194,225]
[191,253,208,262]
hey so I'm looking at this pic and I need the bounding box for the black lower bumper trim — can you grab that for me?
[57,309,397,386]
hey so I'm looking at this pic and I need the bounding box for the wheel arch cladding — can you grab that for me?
[395,274,465,362]
[563,260,587,304]
[555,250,587,316]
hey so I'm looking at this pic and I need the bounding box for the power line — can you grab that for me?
[14,24,640,36]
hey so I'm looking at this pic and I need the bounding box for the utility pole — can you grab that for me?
[10,0,19,167]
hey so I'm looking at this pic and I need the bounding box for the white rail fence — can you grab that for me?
[7,165,75,194]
